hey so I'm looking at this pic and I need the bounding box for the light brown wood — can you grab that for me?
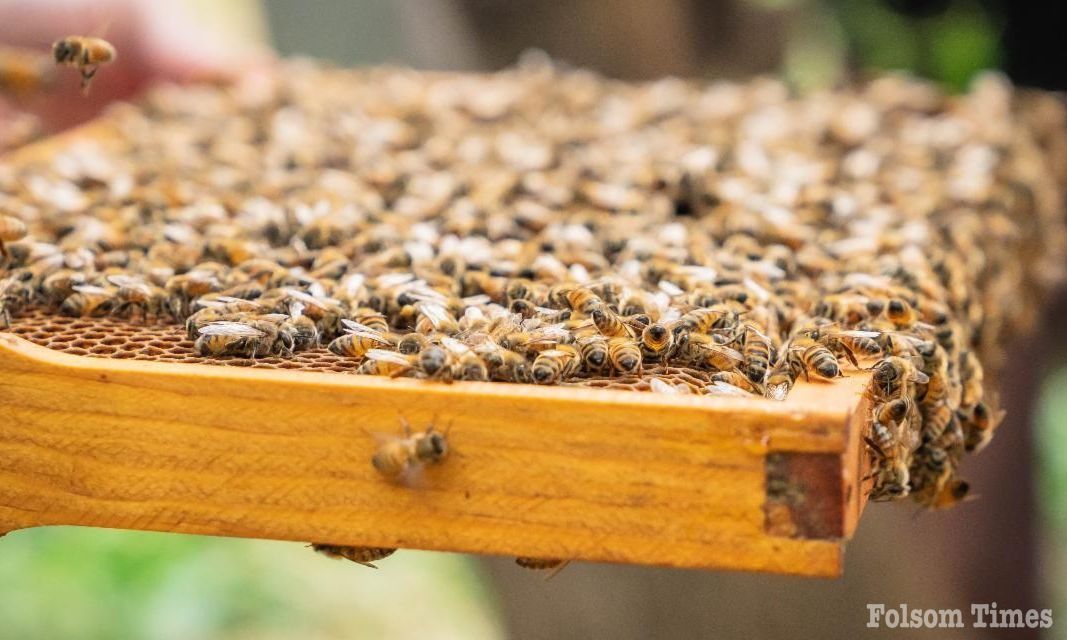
[0,331,871,577]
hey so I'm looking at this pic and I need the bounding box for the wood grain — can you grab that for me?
[0,331,872,577]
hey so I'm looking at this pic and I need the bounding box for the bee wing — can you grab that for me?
[198,322,266,337]
[340,273,366,297]
[742,277,772,302]
[766,382,790,401]
[259,313,290,323]
[440,336,471,355]
[537,349,568,358]
[649,378,680,394]
[416,301,452,330]
[289,301,306,319]
[658,280,684,296]
[908,369,931,384]
[461,294,491,307]
[72,284,110,294]
[366,349,411,366]
[375,272,415,288]
[105,274,141,288]
[836,329,882,339]
[705,343,745,364]
[706,381,755,397]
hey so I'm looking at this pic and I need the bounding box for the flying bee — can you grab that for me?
[310,544,396,569]
[531,344,581,384]
[0,46,55,99]
[328,318,392,358]
[0,214,27,264]
[591,305,633,338]
[370,416,450,484]
[52,36,116,92]
[710,371,764,395]
[60,284,114,317]
[576,334,610,373]
[514,557,570,579]
[638,322,674,361]
[868,356,930,402]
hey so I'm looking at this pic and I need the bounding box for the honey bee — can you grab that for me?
[0,275,27,327]
[52,36,117,92]
[710,371,764,395]
[106,274,169,321]
[396,331,431,355]
[873,397,914,434]
[165,270,224,318]
[678,333,744,371]
[285,302,321,350]
[482,343,532,383]
[364,345,455,381]
[350,307,390,334]
[739,322,773,384]
[39,268,88,304]
[638,322,674,361]
[328,318,392,357]
[672,305,736,337]
[591,305,634,338]
[59,284,113,317]
[0,46,55,98]
[441,336,488,381]
[962,400,1005,452]
[561,287,603,315]
[514,557,570,579]
[868,356,930,401]
[606,337,642,374]
[576,334,610,372]
[414,301,460,335]
[370,417,450,483]
[787,337,842,380]
[0,214,27,264]
[196,319,293,358]
[865,426,910,501]
[885,297,924,330]
[311,543,396,569]
[531,344,581,383]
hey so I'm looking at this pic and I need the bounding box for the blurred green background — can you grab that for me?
[3,0,1065,638]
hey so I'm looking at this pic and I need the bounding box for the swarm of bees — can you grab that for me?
[0,60,1064,509]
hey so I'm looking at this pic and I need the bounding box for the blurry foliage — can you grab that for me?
[834,0,1001,92]
[1038,366,1067,631]
[0,528,503,640]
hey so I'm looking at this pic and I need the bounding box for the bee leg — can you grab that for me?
[842,345,859,369]
[399,416,413,438]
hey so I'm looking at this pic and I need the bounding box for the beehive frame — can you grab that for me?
[0,122,874,577]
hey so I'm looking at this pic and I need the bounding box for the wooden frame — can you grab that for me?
[0,122,874,577]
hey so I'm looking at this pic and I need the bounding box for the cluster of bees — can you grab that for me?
[1,59,1065,517]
